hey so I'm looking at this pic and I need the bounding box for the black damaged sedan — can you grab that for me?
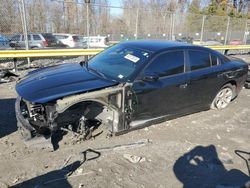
[15,41,248,142]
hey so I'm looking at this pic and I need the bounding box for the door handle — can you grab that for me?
[179,83,188,89]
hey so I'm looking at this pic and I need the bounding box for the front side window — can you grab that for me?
[145,51,185,77]
[11,35,20,41]
[189,50,210,71]
[88,44,152,81]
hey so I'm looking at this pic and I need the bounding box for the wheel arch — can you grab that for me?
[222,80,237,98]
[55,98,121,133]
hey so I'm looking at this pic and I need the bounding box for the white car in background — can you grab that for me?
[53,33,87,48]
[83,36,109,48]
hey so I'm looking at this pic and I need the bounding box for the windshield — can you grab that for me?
[88,44,152,81]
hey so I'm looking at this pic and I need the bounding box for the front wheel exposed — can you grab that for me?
[211,84,234,110]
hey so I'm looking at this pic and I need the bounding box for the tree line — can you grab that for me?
[0,0,249,38]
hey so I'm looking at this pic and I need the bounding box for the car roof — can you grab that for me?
[120,40,200,52]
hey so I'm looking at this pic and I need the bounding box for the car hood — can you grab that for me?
[16,63,118,103]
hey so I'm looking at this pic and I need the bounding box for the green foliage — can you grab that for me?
[186,0,249,34]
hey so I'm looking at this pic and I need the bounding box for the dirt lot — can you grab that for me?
[0,55,249,188]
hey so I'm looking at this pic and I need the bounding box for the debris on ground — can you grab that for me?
[76,168,84,175]
[94,139,152,152]
[123,153,146,163]
[0,70,18,83]
[79,183,84,188]
[60,155,72,169]
[12,177,19,184]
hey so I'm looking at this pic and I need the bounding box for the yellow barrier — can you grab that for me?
[0,45,250,59]
[0,48,104,58]
[205,45,250,50]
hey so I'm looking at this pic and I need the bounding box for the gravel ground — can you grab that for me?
[0,55,249,188]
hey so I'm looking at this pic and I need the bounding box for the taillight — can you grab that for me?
[43,40,48,47]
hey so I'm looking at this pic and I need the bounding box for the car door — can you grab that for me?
[186,49,225,109]
[10,35,21,48]
[33,34,42,48]
[131,50,190,121]
[19,35,31,48]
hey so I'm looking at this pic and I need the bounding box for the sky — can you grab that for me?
[108,0,123,16]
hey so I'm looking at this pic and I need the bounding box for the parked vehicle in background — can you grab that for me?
[53,33,87,48]
[175,37,193,44]
[0,34,10,49]
[202,40,223,46]
[245,39,250,44]
[15,40,248,143]
[192,40,203,45]
[83,36,109,48]
[229,40,242,45]
[9,33,66,49]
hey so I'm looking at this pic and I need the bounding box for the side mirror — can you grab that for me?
[143,73,159,82]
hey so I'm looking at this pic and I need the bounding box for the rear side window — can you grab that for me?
[145,51,184,77]
[33,35,41,40]
[211,54,221,66]
[189,50,211,71]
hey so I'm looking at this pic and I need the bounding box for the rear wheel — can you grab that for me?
[211,84,234,110]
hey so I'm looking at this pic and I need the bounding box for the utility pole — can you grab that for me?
[20,0,30,67]
[224,17,230,45]
[85,0,90,48]
[169,13,173,40]
[200,15,206,43]
[62,1,65,31]
[135,8,139,39]
[135,0,139,40]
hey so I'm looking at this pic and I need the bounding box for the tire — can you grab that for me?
[17,121,32,141]
[210,84,234,110]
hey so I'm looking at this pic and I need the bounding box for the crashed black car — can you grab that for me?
[15,40,248,142]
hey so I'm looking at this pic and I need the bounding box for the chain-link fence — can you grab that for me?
[1,0,250,50]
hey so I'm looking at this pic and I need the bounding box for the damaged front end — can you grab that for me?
[15,84,135,142]
[15,97,57,140]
